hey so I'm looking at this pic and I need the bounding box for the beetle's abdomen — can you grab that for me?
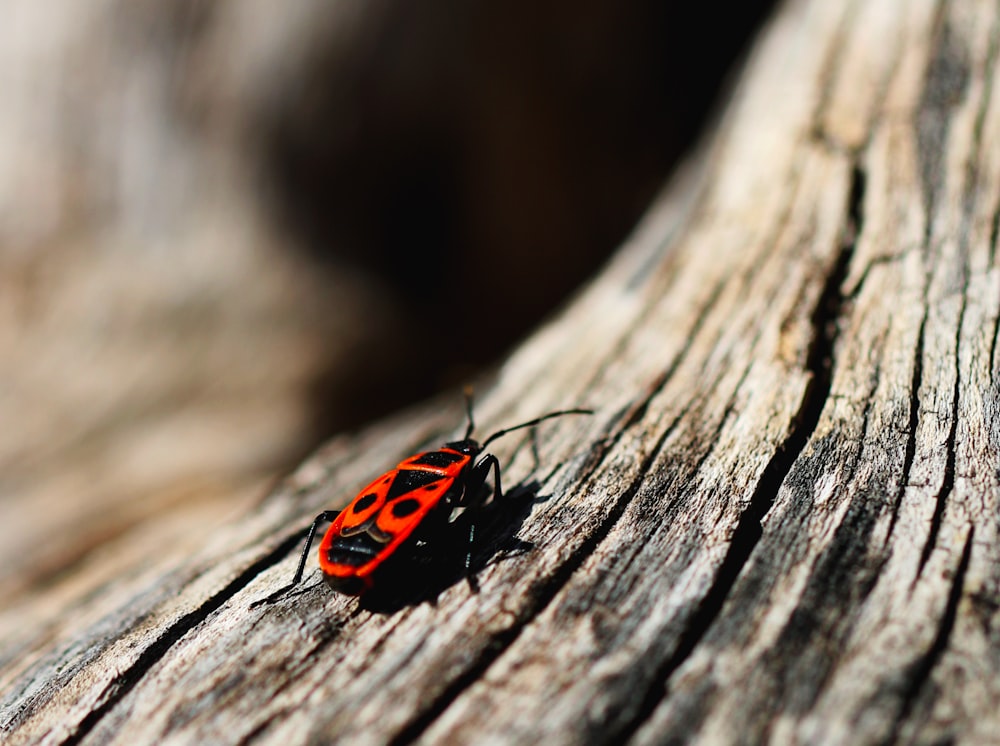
[324,531,382,567]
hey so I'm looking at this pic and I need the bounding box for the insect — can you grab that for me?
[255,394,590,602]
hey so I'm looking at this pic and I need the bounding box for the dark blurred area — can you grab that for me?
[267,0,779,427]
[0,0,775,597]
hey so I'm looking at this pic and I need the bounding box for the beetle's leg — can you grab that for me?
[250,510,339,608]
[458,454,502,569]
[468,454,504,503]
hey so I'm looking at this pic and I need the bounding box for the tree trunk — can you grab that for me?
[3,0,999,743]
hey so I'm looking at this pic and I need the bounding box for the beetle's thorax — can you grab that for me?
[443,438,481,456]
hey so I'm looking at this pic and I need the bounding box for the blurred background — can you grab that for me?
[0,0,775,598]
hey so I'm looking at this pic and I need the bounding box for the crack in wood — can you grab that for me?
[915,287,967,581]
[617,161,868,739]
[915,101,975,580]
[743,450,890,722]
[885,305,928,548]
[56,531,309,746]
[889,3,982,566]
[991,298,1000,380]
[598,113,811,443]
[891,526,974,740]
[844,251,909,302]
[218,618,363,741]
[597,360,762,607]
[229,625,344,746]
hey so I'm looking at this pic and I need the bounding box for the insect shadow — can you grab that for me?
[358,480,545,613]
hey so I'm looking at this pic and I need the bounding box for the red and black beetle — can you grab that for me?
[257,394,590,601]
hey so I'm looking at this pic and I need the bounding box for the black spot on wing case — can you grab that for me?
[386,468,447,500]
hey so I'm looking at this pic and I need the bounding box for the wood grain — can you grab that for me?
[3,0,999,743]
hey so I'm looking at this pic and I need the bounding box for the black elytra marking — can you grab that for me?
[391,498,421,518]
[353,493,378,512]
[326,532,382,567]
[410,450,466,467]
[386,469,442,500]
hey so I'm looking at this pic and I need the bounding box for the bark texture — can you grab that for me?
[3,0,1000,743]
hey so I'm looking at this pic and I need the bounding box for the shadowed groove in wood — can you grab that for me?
[620,161,867,740]
[57,529,311,746]
[891,526,974,741]
[881,0,982,554]
[916,57,977,579]
[915,287,966,580]
[885,306,927,548]
[913,0,1000,578]
[173,612,348,737]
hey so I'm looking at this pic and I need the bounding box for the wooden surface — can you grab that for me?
[0,0,407,608]
[4,0,1000,743]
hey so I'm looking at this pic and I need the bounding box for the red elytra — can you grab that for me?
[253,394,591,603]
[317,445,475,594]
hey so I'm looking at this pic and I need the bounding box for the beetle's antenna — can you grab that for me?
[463,386,476,439]
[481,408,592,449]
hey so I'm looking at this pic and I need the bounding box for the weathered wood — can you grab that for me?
[3,0,999,743]
[0,0,403,611]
